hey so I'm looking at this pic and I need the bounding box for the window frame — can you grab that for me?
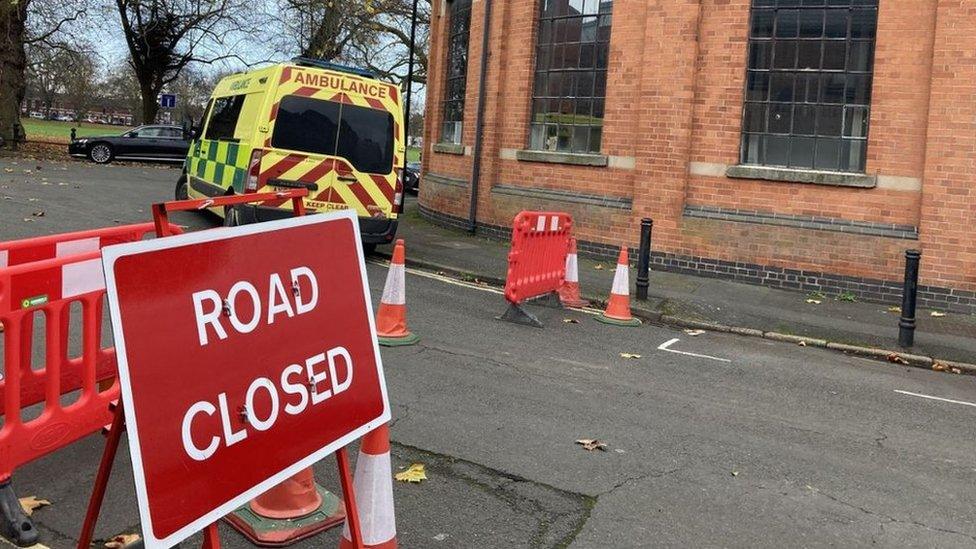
[440,0,472,145]
[204,94,246,142]
[528,0,613,155]
[739,0,879,174]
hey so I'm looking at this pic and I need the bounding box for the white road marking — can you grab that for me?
[894,390,976,409]
[657,338,731,363]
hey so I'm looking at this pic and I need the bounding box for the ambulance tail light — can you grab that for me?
[245,149,263,192]
[393,168,404,213]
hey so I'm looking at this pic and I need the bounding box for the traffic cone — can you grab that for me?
[376,240,419,346]
[558,238,589,308]
[225,467,346,546]
[339,425,397,549]
[595,247,641,327]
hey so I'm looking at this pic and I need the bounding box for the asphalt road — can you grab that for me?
[2,157,976,548]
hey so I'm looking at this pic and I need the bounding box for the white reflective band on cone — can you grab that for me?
[535,216,546,232]
[611,264,629,296]
[550,217,559,231]
[0,250,7,268]
[341,452,396,545]
[381,264,406,305]
[56,237,100,257]
[565,253,579,283]
[63,258,105,298]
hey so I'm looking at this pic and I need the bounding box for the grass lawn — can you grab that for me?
[407,146,421,163]
[21,118,132,143]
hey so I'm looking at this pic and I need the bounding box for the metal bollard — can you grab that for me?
[636,218,653,301]
[898,250,921,348]
[70,127,77,141]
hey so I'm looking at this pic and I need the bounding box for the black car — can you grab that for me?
[68,125,190,164]
[404,161,421,193]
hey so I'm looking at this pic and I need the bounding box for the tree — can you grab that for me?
[25,42,92,117]
[114,0,258,124]
[62,50,99,122]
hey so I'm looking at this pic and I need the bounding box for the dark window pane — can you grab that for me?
[743,134,763,164]
[769,103,793,133]
[743,103,768,132]
[839,140,865,171]
[766,136,791,166]
[815,138,841,170]
[796,73,820,102]
[770,73,796,102]
[441,0,472,143]
[845,74,871,104]
[794,104,817,135]
[205,95,245,141]
[749,41,773,70]
[847,41,873,72]
[821,73,846,103]
[747,72,771,101]
[775,9,799,37]
[335,104,394,174]
[773,41,797,68]
[272,95,339,155]
[751,9,775,37]
[817,105,843,136]
[850,8,877,38]
[822,41,846,70]
[844,105,869,137]
[824,9,848,38]
[798,10,823,37]
[797,41,822,70]
[790,136,816,168]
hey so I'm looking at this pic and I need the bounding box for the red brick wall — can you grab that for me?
[421,0,976,300]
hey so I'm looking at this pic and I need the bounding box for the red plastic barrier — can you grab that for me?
[0,223,183,482]
[504,211,573,304]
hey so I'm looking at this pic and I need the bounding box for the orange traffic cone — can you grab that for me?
[339,425,397,549]
[226,467,346,546]
[595,247,641,327]
[558,238,589,308]
[376,240,419,346]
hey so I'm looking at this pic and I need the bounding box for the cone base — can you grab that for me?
[339,536,398,549]
[225,485,345,547]
[378,332,421,347]
[595,314,642,327]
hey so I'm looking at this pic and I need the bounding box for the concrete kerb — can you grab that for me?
[373,252,976,377]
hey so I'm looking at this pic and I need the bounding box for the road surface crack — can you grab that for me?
[815,489,976,542]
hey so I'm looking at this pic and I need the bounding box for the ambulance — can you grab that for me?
[177,57,406,251]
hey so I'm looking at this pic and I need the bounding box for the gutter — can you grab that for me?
[468,0,493,233]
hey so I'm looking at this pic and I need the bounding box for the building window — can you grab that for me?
[441,0,472,144]
[741,0,878,173]
[529,0,612,154]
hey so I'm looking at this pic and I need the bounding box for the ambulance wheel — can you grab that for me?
[89,143,113,164]
[174,176,189,200]
[223,205,240,227]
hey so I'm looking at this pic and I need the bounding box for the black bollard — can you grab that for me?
[636,218,653,301]
[898,250,921,348]
[70,127,77,141]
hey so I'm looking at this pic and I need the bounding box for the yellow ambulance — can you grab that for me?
[177,57,406,250]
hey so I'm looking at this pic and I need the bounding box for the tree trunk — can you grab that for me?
[139,81,159,124]
[0,1,29,149]
[303,8,344,60]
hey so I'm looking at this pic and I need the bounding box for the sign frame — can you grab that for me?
[101,209,390,548]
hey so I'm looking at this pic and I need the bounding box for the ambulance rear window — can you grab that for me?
[273,95,394,174]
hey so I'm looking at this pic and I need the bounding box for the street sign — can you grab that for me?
[159,93,177,108]
[101,211,390,548]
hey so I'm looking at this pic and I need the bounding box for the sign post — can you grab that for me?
[93,210,389,548]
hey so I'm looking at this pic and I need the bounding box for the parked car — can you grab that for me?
[68,125,190,164]
[404,161,421,194]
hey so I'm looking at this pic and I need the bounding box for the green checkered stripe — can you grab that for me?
[189,140,249,193]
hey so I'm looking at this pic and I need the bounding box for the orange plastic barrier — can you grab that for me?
[500,212,572,327]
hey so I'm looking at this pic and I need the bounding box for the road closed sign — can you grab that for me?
[101,210,390,548]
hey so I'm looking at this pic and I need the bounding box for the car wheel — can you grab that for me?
[174,175,189,200]
[89,143,113,164]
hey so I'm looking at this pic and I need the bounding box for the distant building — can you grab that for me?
[421,0,976,313]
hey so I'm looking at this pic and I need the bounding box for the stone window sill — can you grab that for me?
[515,149,608,167]
[433,142,465,155]
[726,165,877,188]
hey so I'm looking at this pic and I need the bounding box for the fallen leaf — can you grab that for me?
[950,367,962,375]
[394,463,427,483]
[575,439,608,451]
[798,341,807,347]
[563,318,580,324]
[930,311,946,318]
[619,353,642,359]
[684,329,705,336]
[433,533,449,542]
[104,533,141,548]
[888,306,902,314]
[23,169,31,174]
[19,496,50,516]
[932,362,947,372]
[32,210,45,217]
[593,264,605,270]
[3,168,12,173]
[731,471,739,477]
[805,299,822,304]
[886,353,909,365]
[23,218,34,222]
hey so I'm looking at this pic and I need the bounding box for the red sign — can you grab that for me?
[102,211,390,548]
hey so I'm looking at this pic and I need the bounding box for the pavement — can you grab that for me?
[2,156,976,548]
[388,206,976,367]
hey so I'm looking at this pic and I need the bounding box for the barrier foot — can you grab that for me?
[595,314,642,327]
[530,291,564,309]
[497,303,544,328]
[0,479,38,547]
[378,332,421,347]
[225,485,345,547]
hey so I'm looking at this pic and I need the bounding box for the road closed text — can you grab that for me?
[180,266,354,461]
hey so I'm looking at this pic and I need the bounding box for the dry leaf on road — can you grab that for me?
[619,353,642,359]
[395,463,427,483]
[886,353,909,365]
[930,311,946,318]
[32,211,45,217]
[593,264,604,270]
[19,496,50,516]
[932,362,947,372]
[805,299,822,304]
[576,439,608,451]
[104,533,141,548]
[888,306,901,314]
[683,329,705,336]
[563,318,580,324]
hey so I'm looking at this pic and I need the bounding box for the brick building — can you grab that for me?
[419,0,976,313]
